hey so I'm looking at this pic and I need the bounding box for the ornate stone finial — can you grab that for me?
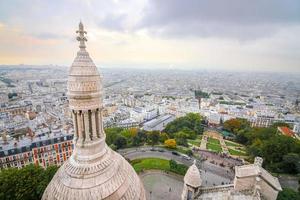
[76,21,87,49]
[254,157,263,166]
[193,159,197,165]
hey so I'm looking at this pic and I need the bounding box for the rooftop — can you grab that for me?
[278,126,295,137]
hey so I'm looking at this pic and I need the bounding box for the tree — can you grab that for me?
[247,139,263,158]
[114,135,127,149]
[186,149,193,157]
[105,127,124,145]
[0,164,58,200]
[281,153,300,174]
[147,131,160,146]
[169,159,188,175]
[164,139,176,149]
[261,135,300,173]
[174,131,189,147]
[223,118,249,134]
[164,113,204,138]
[128,128,138,137]
[132,130,147,146]
[233,122,300,174]
[235,132,249,144]
[120,129,131,139]
[277,188,300,200]
[159,132,168,143]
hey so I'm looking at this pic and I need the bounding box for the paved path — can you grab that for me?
[219,137,229,154]
[200,134,208,149]
[141,171,183,200]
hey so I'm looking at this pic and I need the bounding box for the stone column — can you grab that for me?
[83,111,91,142]
[72,111,78,142]
[77,111,83,144]
[97,109,103,138]
[91,110,97,138]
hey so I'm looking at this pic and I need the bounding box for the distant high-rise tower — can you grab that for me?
[42,22,146,200]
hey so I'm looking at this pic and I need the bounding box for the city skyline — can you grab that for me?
[0,0,300,73]
[0,20,299,199]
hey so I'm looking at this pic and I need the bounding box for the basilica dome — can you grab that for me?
[42,22,146,200]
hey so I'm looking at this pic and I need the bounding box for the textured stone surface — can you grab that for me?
[42,22,146,200]
[181,157,282,200]
[184,160,201,188]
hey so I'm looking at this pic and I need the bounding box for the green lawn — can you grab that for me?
[225,140,241,147]
[131,158,170,173]
[187,139,201,146]
[206,143,222,153]
[228,148,247,156]
[207,137,220,145]
[130,158,188,175]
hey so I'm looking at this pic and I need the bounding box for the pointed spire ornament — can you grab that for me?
[76,21,87,49]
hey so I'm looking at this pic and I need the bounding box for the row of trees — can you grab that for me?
[105,127,163,149]
[0,164,58,200]
[223,119,300,174]
[169,159,188,175]
[105,113,205,150]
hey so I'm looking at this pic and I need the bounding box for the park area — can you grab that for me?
[225,140,247,156]
[199,131,247,157]
[206,137,222,153]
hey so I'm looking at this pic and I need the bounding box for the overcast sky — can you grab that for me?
[0,0,299,72]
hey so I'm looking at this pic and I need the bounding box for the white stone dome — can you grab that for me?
[184,160,202,188]
[42,22,146,200]
[42,140,146,200]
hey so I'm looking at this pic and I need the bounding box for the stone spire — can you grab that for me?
[76,21,87,49]
[182,160,202,200]
[42,22,146,200]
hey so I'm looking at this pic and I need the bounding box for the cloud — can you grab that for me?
[96,13,128,32]
[136,0,300,40]
[32,32,68,40]
[0,0,299,72]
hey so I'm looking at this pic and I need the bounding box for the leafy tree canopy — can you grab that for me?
[277,188,300,200]
[0,164,58,200]
[229,121,300,174]
[223,118,250,134]
[164,113,204,138]
[164,139,176,149]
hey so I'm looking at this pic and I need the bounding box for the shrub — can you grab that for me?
[164,139,176,149]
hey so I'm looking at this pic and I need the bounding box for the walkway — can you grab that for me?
[141,171,183,200]
[200,134,208,149]
[219,137,229,154]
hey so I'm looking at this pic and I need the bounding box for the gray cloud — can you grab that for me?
[96,13,128,32]
[136,0,300,39]
[32,32,68,40]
